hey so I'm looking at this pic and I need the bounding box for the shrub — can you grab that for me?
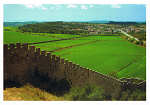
[129,38,135,42]
[139,41,144,46]
[128,89,146,100]
[135,41,140,45]
[64,85,105,101]
[119,89,146,101]
[64,84,146,101]
[119,89,131,100]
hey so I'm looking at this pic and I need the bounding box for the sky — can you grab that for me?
[4,4,146,22]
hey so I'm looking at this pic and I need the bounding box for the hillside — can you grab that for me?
[18,22,89,34]
[4,84,64,101]
[4,84,146,101]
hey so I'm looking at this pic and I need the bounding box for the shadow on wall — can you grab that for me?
[4,43,145,99]
[4,69,71,96]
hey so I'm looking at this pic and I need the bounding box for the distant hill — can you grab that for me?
[4,20,145,26]
[107,21,146,25]
[4,21,38,27]
[86,20,109,24]
[72,20,109,24]
[74,20,145,24]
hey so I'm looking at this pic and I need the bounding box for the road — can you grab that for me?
[118,29,139,41]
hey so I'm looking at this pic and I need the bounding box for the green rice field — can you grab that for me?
[53,36,146,80]
[4,29,146,80]
[4,28,80,44]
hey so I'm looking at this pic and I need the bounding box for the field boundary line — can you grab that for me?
[117,56,144,73]
[28,35,92,45]
[49,40,100,52]
[27,35,121,45]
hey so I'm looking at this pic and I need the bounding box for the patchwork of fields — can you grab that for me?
[4,28,80,44]
[54,37,146,80]
[4,28,146,80]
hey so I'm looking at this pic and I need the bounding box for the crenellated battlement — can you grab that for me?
[4,43,145,98]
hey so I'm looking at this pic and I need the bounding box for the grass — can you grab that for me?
[4,31,58,44]
[37,33,80,39]
[117,56,146,80]
[53,36,146,80]
[4,26,18,32]
[4,84,64,101]
[33,36,123,51]
[4,27,80,44]
[33,37,97,51]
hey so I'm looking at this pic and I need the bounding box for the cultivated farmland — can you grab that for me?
[4,27,80,44]
[4,27,146,80]
[53,36,146,80]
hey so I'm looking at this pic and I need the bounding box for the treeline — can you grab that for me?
[18,22,89,35]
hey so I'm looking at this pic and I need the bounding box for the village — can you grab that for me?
[67,22,146,39]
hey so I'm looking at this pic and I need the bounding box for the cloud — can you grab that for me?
[41,7,47,10]
[81,5,88,10]
[111,4,121,8]
[89,5,94,8]
[24,4,47,10]
[24,4,42,8]
[67,4,77,8]
[24,4,34,8]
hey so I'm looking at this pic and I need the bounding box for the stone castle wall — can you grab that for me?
[4,43,144,98]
